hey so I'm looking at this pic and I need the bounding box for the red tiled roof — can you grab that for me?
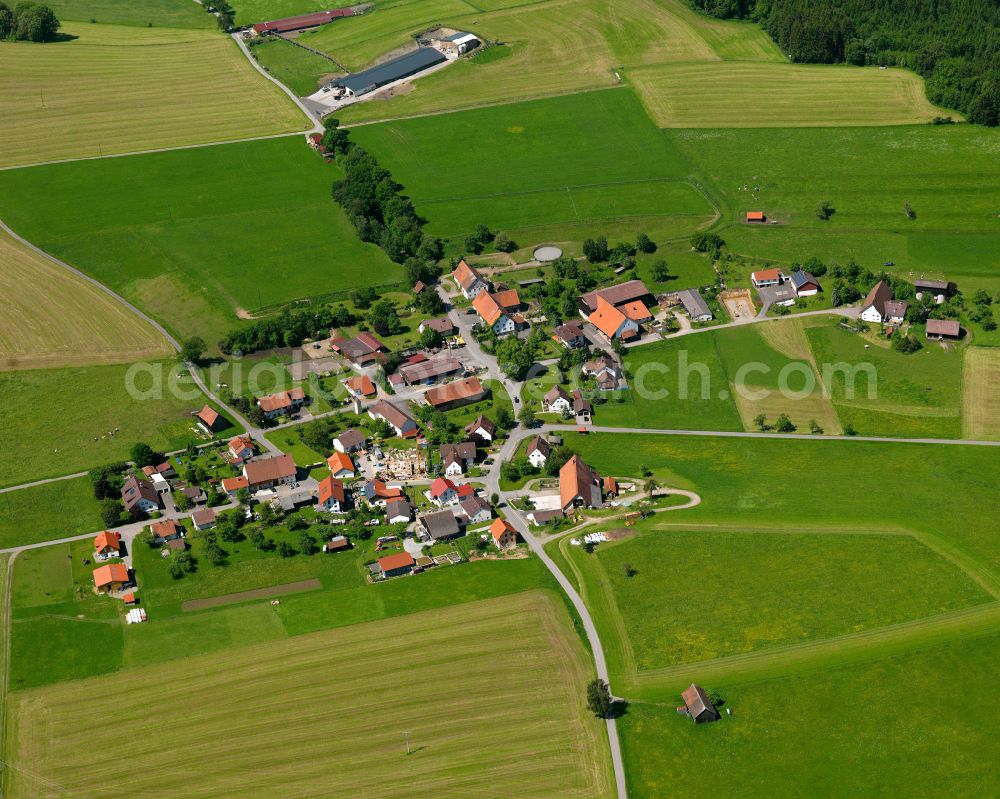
[589,297,629,338]
[490,518,515,543]
[318,475,346,504]
[378,552,415,572]
[327,452,355,474]
[93,563,128,588]
[425,377,485,408]
[196,405,219,427]
[472,292,504,326]
[746,211,765,221]
[243,455,296,486]
[93,530,121,553]
[345,374,376,397]
[430,477,457,497]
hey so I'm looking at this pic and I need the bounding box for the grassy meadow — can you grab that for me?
[0,361,234,487]
[45,0,214,27]
[350,88,715,245]
[963,347,1000,440]
[0,230,170,371]
[0,23,306,169]
[0,137,402,345]
[248,36,341,96]
[0,478,103,549]
[631,62,947,127]
[7,591,613,799]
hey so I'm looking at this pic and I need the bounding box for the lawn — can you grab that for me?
[0,137,403,346]
[620,629,1000,799]
[668,124,1000,292]
[442,378,514,431]
[0,478,104,549]
[231,0,343,26]
[806,318,964,438]
[0,229,171,371]
[349,88,715,246]
[962,346,1000,440]
[0,23,306,169]
[630,62,948,127]
[6,591,614,799]
[0,361,235,487]
[45,0,214,27]
[247,35,341,96]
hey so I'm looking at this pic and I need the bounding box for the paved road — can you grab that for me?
[232,33,324,131]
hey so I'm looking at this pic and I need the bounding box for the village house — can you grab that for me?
[399,355,463,386]
[121,475,160,515]
[150,519,184,544]
[751,268,785,288]
[560,454,602,512]
[582,355,625,391]
[460,494,492,525]
[331,332,387,367]
[552,321,588,349]
[860,280,908,324]
[243,454,297,492]
[419,317,456,336]
[676,288,713,322]
[192,507,216,531]
[333,428,367,453]
[182,485,206,505]
[195,404,223,433]
[227,435,254,462]
[317,475,349,513]
[588,296,639,342]
[926,318,962,340]
[451,259,490,300]
[363,479,405,506]
[490,518,517,550]
[526,436,550,469]
[93,531,122,559]
[429,477,460,506]
[374,551,415,578]
[788,269,821,297]
[579,280,654,318]
[368,399,419,438]
[385,498,413,524]
[465,414,496,443]
[93,563,131,593]
[323,535,351,553]
[221,475,248,497]
[572,389,592,424]
[915,279,953,305]
[440,441,477,476]
[327,451,356,479]
[680,683,720,724]
[257,388,306,420]
[344,374,377,399]
[542,385,573,415]
[419,509,462,541]
[472,291,517,336]
[425,377,488,411]
[141,461,176,480]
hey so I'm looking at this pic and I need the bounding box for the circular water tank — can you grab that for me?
[533,245,562,262]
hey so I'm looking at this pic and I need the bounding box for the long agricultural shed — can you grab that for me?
[253,7,361,34]
[338,47,446,96]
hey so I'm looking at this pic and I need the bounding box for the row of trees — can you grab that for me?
[690,0,1000,125]
[219,304,355,355]
[0,2,59,41]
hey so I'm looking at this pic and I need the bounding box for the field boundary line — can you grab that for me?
[0,554,14,793]
[416,175,694,205]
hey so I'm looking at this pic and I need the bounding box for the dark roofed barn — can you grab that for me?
[681,683,720,724]
[338,48,446,97]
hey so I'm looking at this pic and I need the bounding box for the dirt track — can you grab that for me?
[181,578,322,611]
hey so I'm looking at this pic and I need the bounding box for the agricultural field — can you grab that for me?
[0,138,403,346]
[45,0,214,27]
[0,230,170,371]
[231,0,342,26]
[620,630,1000,799]
[0,23,307,169]
[963,347,1000,440]
[668,125,1000,292]
[0,478,103,550]
[247,36,342,96]
[6,592,614,799]
[0,361,234,487]
[630,62,946,127]
[350,88,716,245]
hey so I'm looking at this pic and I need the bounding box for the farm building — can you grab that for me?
[399,355,463,386]
[788,270,820,297]
[344,374,377,399]
[472,292,516,336]
[438,31,481,56]
[860,280,907,324]
[677,288,713,322]
[465,415,496,443]
[331,332,387,366]
[251,6,363,35]
[335,47,446,98]
[425,377,488,410]
[93,531,121,558]
[884,300,909,325]
[195,404,222,433]
[589,297,639,342]
[746,211,765,223]
[680,684,720,723]
[121,475,160,515]
[327,452,356,479]
[323,535,351,553]
[192,507,216,531]
[221,476,248,497]
[526,435,550,468]
[452,259,490,299]
[368,399,419,438]
[93,563,130,592]
[926,319,962,340]
[560,455,602,512]
[333,429,367,453]
[318,475,348,513]
[257,388,305,419]
[751,268,784,289]
[243,454,297,491]
[419,509,461,541]
[579,280,653,317]
[490,518,517,549]
[419,317,456,336]
[915,279,953,304]
[374,552,415,578]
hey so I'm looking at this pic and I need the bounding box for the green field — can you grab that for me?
[0,23,307,169]
[248,36,341,96]
[45,0,214,27]
[350,88,716,244]
[669,125,1000,291]
[231,0,336,26]
[0,361,235,487]
[631,62,947,127]
[0,479,103,550]
[0,137,403,345]
[620,629,1000,798]
[7,592,613,798]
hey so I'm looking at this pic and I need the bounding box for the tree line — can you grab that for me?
[689,0,1000,125]
[0,2,59,41]
[219,304,356,355]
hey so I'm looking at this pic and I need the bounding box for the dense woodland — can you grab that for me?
[690,0,1000,124]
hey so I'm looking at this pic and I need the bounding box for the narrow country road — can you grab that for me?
[231,32,323,132]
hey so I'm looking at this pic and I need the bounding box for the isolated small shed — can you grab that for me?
[681,683,720,724]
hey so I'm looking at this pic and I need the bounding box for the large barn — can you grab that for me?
[336,48,446,97]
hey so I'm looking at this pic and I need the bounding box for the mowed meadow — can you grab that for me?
[0,137,402,345]
[0,22,306,168]
[7,592,614,799]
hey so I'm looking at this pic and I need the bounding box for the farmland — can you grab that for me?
[0,478,103,549]
[45,0,213,28]
[631,62,946,127]
[247,35,341,96]
[0,362,233,487]
[963,347,1000,440]
[0,138,403,345]
[0,230,170,371]
[0,23,306,169]
[350,88,716,245]
[7,592,614,799]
